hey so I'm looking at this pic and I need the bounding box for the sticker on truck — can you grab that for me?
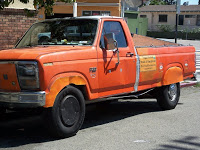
[140,55,157,72]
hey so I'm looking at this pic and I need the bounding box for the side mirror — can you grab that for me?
[104,33,120,65]
[104,33,117,50]
[131,33,134,37]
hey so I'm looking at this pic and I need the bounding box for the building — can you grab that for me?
[38,0,121,20]
[0,0,38,50]
[139,5,200,31]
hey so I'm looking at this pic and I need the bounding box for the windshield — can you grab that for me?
[16,19,98,48]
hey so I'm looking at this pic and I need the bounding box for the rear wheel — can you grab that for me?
[156,83,180,110]
[45,85,85,138]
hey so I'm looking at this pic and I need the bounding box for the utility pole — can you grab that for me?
[175,0,181,43]
[121,0,125,18]
[73,0,77,17]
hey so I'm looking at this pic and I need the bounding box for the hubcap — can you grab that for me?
[60,95,80,127]
[168,84,177,101]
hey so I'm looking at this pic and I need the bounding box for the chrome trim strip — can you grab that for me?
[0,91,45,106]
[134,47,140,92]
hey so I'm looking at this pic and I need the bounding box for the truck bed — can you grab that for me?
[133,34,179,47]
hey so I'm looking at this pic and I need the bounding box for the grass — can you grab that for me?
[194,82,200,87]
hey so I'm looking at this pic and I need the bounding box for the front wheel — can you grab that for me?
[156,83,180,110]
[45,85,85,138]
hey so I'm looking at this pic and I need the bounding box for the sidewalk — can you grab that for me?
[180,81,197,88]
[158,38,200,50]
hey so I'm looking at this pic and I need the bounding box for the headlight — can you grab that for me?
[16,61,40,90]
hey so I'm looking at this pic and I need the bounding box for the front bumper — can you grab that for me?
[0,91,45,108]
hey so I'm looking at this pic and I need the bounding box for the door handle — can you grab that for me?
[126,52,134,57]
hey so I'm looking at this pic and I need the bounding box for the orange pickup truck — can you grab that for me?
[0,16,196,137]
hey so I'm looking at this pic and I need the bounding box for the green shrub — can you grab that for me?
[190,28,200,33]
[156,25,173,32]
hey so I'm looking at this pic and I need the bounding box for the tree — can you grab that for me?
[199,0,200,5]
[149,0,176,5]
[0,0,75,15]
[163,0,176,5]
[149,0,166,5]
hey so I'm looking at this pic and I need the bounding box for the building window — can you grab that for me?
[82,11,110,16]
[197,15,200,26]
[101,11,110,16]
[185,15,196,18]
[82,11,91,16]
[140,15,147,18]
[45,13,73,19]
[92,11,100,16]
[179,15,184,25]
[159,15,168,22]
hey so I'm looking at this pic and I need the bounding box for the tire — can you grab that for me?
[45,85,85,138]
[0,108,6,115]
[156,83,180,110]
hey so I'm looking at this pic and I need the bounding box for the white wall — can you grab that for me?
[6,0,35,10]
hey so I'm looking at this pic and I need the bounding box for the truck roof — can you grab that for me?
[75,16,122,19]
[41,16,123,22]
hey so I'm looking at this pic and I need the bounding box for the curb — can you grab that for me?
[180,81,197,88]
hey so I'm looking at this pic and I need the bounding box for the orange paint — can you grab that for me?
[45,76,86,107]
[163,67,183,85]
[0,63,20,92]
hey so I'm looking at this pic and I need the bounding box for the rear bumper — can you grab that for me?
[0,91,45,108]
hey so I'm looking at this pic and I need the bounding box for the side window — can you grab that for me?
[100,21,127,48]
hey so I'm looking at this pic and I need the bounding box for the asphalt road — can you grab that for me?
[0,86,200,150]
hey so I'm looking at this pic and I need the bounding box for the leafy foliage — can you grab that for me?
[150,0,176,5]
[163,0,176,5]
[156,24,173,32]
[149,0,166,5]
[0,0,75,15]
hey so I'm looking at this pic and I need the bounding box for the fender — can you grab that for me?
[162,67,183,85]
[44,73,88,108]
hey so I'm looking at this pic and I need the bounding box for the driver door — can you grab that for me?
[97,20,136,97]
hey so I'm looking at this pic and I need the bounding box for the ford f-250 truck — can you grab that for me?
[0,16,196,137]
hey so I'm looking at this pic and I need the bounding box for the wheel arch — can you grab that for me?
[44,73,90,108]
[162,66,183,86]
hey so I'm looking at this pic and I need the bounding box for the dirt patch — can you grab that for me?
[133,34,179,47]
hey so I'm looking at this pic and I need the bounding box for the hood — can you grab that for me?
[0,46,92,60]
